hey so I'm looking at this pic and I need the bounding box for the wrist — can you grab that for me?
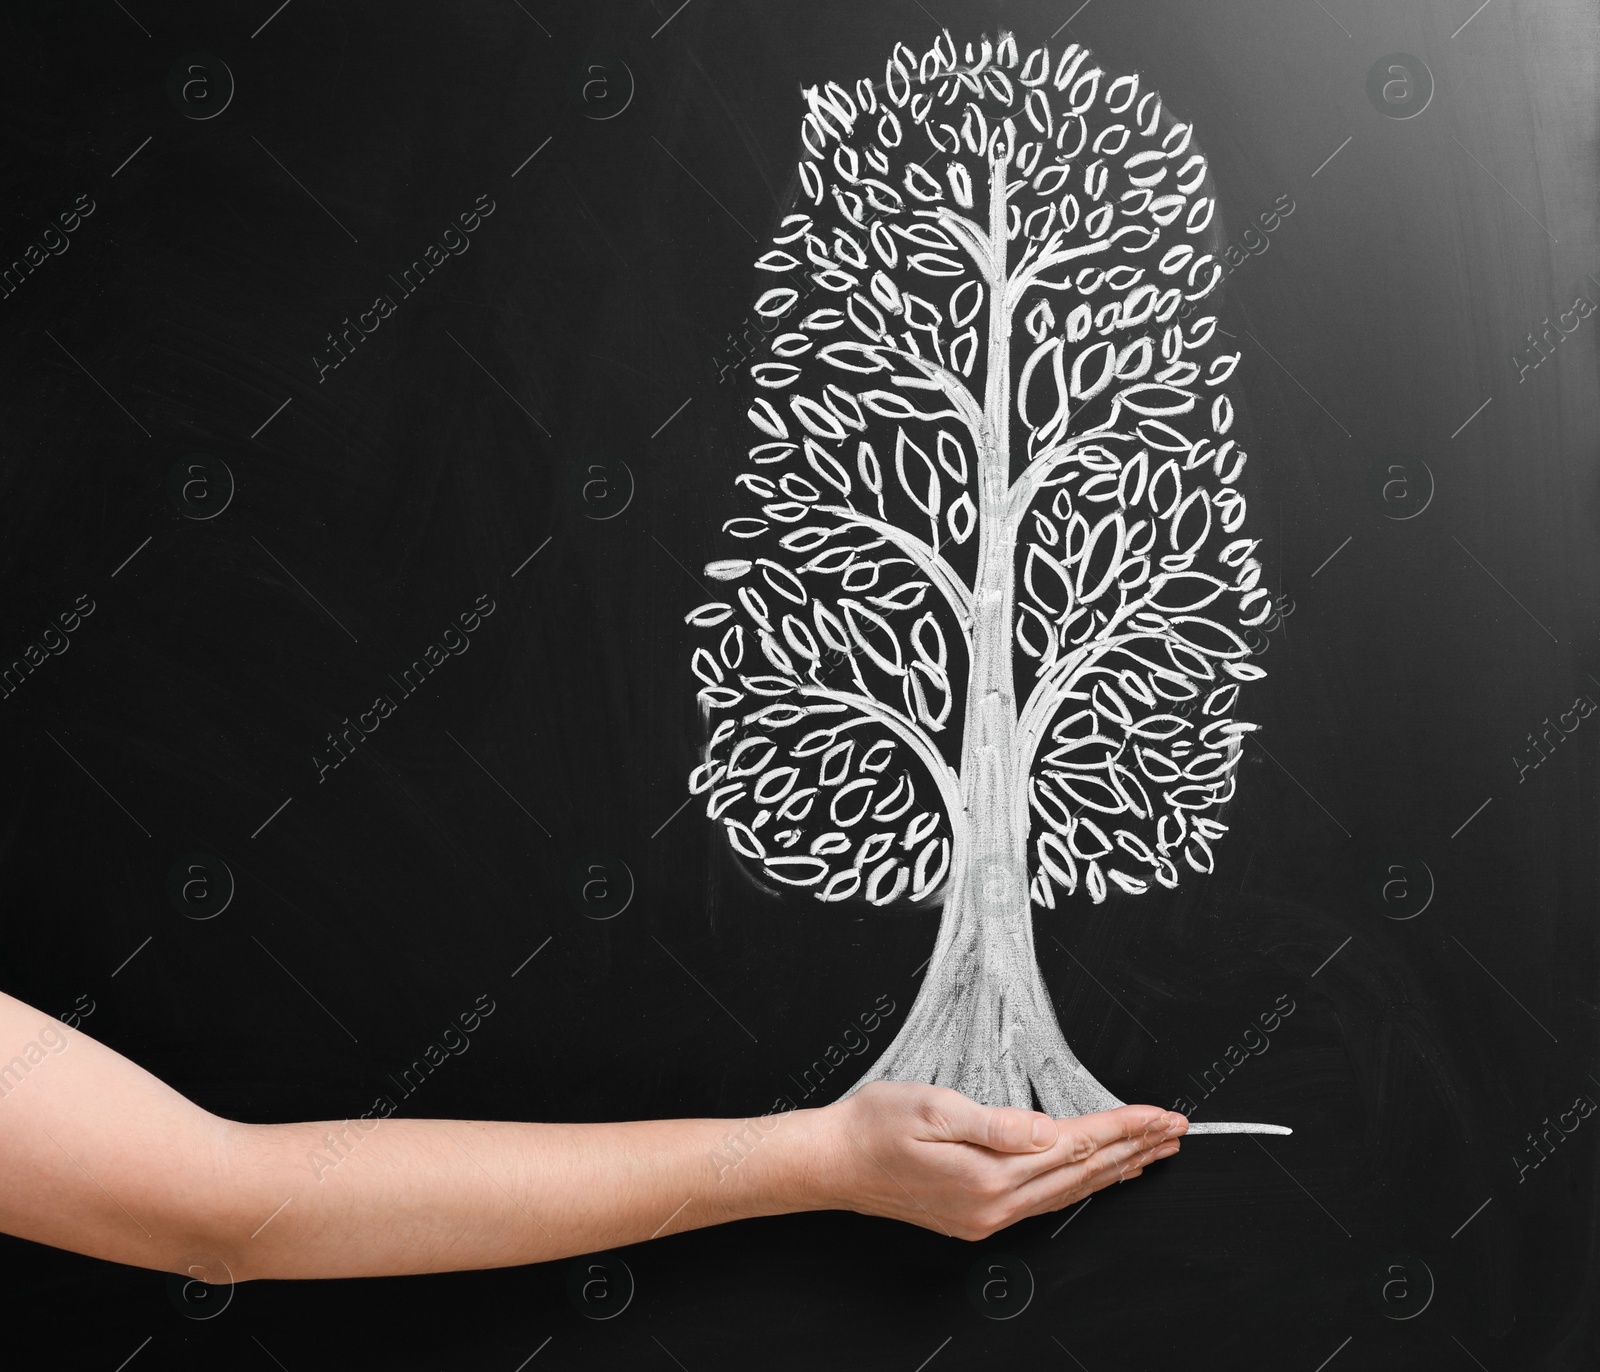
[779,1101,847,1215]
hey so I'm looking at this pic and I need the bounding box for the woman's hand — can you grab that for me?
[811,1080,1186,1240]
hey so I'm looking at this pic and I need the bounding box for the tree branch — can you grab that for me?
[813,503,975,636]
[1004,237,1114,307]
[795,686,968,852]
[925,207,997,285]
[881,347,988,450]
[1013,603,1157,774]
[1004,426,1128,523]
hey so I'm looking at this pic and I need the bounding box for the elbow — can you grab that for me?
[162,1250,247,1312]
[166,1116,274,1287]
[44,1113,267,1286]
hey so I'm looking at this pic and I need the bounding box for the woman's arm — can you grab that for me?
[0,988,1184,1282]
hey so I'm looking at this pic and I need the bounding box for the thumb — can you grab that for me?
[925,1089,1058,1153]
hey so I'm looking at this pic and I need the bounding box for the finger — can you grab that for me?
[919,1087,1060,1153]
[1078,1127,1169,1183]
[1057,1104,1185,1159]
[1019,1132,1161,1205]
[1019,1106,1179,1180]
[1014,1137,1179,1218]
[1083,1135,1180,1189]
[1023,1129,1174,1204]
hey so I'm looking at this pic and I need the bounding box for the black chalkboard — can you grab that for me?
[2,1,1596,1368]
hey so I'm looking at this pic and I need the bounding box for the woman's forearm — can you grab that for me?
[217,1108,833,1280]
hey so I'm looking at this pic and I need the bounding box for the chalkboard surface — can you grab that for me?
[2,2,1596,1367]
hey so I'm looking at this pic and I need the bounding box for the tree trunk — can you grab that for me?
[846,841,1130,1115]
[845,155,1288,1135]
[848,155,1124,1117]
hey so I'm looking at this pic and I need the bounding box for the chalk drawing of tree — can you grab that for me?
[687,31,1286,1133]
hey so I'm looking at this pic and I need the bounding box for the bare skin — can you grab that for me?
[0,988,1184,1283]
